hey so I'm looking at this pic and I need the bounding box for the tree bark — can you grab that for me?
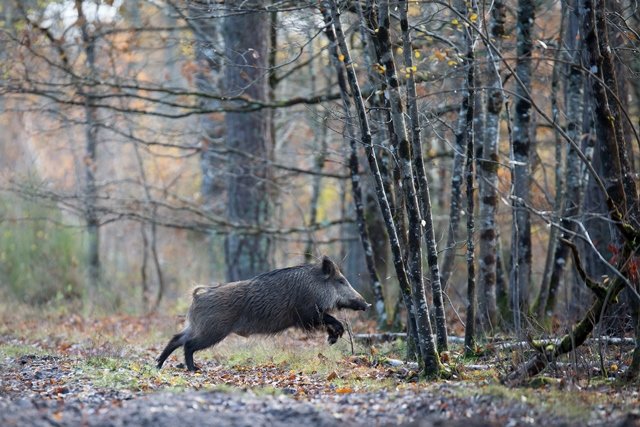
[510,0,535,330]
[321,6,387,329]
[327,0,442,375]
[371,0,441,365]
[538,0,585,320]
[461,1,478,354]
[76,0,101,295]
[223,2,274,281]
[477,0,505,331]
[399,0,448,352]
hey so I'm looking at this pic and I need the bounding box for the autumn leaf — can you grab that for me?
[433,50,447,61]
[335,386,353,394]
[373,63,386,74]
[326,371,338,381]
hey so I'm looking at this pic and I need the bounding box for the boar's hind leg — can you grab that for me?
[184,336,222,372]
[156,332,186,369]
[323,313,344,345]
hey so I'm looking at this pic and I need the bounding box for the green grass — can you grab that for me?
[0,343,49,358]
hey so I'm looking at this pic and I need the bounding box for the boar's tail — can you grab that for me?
[192,283,226,299]
[192,286,208,299]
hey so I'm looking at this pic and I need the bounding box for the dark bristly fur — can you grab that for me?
[156,256,370,371]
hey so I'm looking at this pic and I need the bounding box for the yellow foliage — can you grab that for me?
[373,63,386,74]
[315,186,340,222]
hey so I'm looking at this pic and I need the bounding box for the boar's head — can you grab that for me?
[321,256,371,311]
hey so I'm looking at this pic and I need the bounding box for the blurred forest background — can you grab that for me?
[0,0,639,378]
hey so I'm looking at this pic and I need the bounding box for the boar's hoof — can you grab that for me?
[327,322,345,345]
[176,362,200,371]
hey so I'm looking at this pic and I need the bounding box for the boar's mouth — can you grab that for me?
[337,299,371,311]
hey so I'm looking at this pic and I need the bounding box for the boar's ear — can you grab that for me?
[321,256,337,279]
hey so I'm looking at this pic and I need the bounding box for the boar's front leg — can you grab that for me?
[322,313,344,345]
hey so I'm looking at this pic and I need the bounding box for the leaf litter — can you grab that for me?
[0,313,638,426]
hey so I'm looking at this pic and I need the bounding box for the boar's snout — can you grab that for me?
[360,302,372,311]
[339,298,371,311]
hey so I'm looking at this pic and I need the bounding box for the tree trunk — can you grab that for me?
[223,2,273,281]
[371,0,441,366]
[509,0,535,331]
[321,6,387,329]
[303,26,328,263]
[477,0,505,332]
[439,100,466,291]
[538,0,585,321]
[190,3,224,204]
[461,1,478,354]
[76,0,101,295]
[399,0,448,352]
[327,0,442,376]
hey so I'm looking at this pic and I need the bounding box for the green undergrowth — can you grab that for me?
[214,336,349,373]
[0,192,83,305]
[0,343,50,358]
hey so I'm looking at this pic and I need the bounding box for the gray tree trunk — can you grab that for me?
[189,3,224,204]
[399,0,448,352]
[510,0,535,330]
[321,6,387,329]
[477,0,506,332]
[538,0,585,320]
[76,0,101,294]
[328,0,442,375]
[223,2,273,281]
[460,0,478,354]
[373,0,439,366]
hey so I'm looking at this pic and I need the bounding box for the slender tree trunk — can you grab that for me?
[190,3,224,203]
[371,0,440,365]
[477,0,505,332]
[188,2,224,282]
[534,4,567,322]
[583,0,640,378]
[327,0,441,375]
[538,0,585,320]
[510,0,535,331]
[440,106,466,291]
[304,27,328,263]
[223,2,273,281]
[359,0,411,335]
[76,1,101,295]
[321,7,387,329]
[399,0,448,352]
[460,0,478,353]
[495,224,509,321]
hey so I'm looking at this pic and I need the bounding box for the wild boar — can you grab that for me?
[156,256,370,371]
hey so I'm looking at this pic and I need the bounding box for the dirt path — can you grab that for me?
[1,315,639,426]
[0,388,593,427]
[1,354,638,427]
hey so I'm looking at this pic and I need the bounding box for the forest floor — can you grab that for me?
[0,309,639,427]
